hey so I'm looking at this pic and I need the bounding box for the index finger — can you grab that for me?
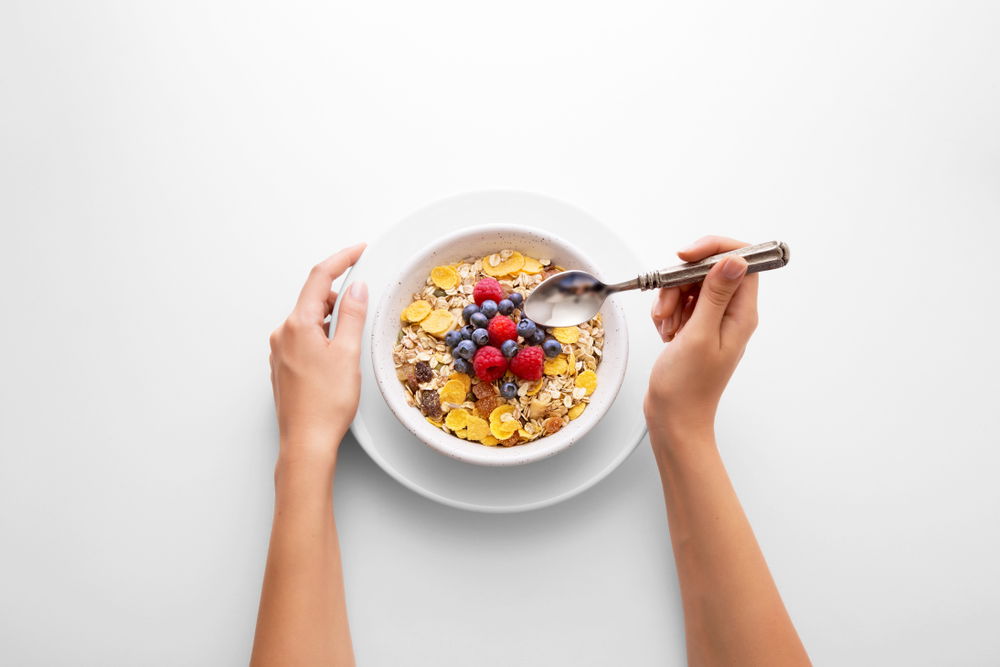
[678,235,758,338]
[677,235,749,262]
[293,243,367,322]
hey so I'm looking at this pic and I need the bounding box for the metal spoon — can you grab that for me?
[523,240,790,327]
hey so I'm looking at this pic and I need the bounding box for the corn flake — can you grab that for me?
[521,256,544,274]
[490,419,519,440]
[552,326,580,344]
[419,309,454,337]
[450,372,472,394]
[544,355,568,376]
[402,300,432,322]
[567,403,587,420]
[444,407,469,430]
[439,380,468,405]
[482,251,525,277]
[575,370,597,395]
[481,435,500,446]
[430,265,459,290]
[465,415,491,441]
[489,405,515,425]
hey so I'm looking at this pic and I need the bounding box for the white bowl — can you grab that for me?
[371,224,628,466]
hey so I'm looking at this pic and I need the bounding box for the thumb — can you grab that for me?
[332,280,369,355]
[687,256,747,334]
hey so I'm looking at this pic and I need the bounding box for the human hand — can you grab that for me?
[644,236,759,445]
[269,243,368,465]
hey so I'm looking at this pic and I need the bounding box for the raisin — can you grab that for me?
[472,381,497,399]
[414,361,433,384]
[475,395,504,419]
[542,416,564,435]
[419,390,442,420]
[499,432,521,447]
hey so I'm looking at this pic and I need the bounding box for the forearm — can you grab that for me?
[251,449,354,667]
[651,425,808,667]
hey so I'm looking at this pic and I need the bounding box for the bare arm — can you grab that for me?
[251,244,368,667]
[645,236,809,667]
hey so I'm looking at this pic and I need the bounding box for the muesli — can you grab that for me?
[393,250,604,447]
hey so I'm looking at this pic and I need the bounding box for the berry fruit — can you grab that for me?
[472,328,490,346]
[500,381,518,398]
[462,304,480,323]
[542,338,562,358]
[454,339,476,360]
[480,299,498,319]
[509,345,544,381]
[508,292,523,308]
[528,329,546,345]
[453,358,471,374]
[488,315,518,346]
[497,298,514,315]
[472,346,508,382]
[473,277,504,305]
[470,312,489,329]
[460,324,475,340]
[500,339,518,358]
[444,330,462,348]
[516,318,537,340]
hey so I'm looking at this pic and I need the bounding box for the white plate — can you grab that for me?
[339,190,656,513]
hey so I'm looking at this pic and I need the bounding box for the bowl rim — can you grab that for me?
[370,222,629,466]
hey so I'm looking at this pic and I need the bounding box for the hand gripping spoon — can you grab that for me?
[523,240,790,327]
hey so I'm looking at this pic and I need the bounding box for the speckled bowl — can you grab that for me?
[370,224,628,466]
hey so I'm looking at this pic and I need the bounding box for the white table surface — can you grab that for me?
[2,1,999,665]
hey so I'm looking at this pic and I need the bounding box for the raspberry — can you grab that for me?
[487,316,518,346]
[472,346,508,382]
[473,277,504,306]
[509,345,543,381]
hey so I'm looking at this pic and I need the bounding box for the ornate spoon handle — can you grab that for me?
[634,241,790,291]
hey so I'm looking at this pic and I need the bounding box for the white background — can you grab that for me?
[2,1,999,665]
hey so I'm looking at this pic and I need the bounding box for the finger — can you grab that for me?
[677,235,749,263]
[294,243,366,323]
[651,287,681,341]
[720,272,759,346]
[332,280,369,356]
[686,256,748,337]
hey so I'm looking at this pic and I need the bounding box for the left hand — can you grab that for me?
[269,243,368,463]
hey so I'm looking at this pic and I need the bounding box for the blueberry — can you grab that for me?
[470,312,489,329]
[508,292,523,308]
[462,304,480,323]
[480,300,498,319]
[444,330,462,348]
[454,339,476,360]
[517,318,536,340]
[471,328,490,346]
[497,298,514,315]
[460,324,475,340]
[542,338,563,358]
[453,358,471,374]
[500,339,519,358]
[500,381,518,399]
[529,329,545,345]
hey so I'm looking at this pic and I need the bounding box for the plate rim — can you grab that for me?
[338,188,650,513]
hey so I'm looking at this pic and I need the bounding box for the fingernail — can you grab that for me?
[347,280,368,301]
[679,242,699,254]
[721,256,747,280]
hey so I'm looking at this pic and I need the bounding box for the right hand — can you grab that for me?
[644,236,759,444]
